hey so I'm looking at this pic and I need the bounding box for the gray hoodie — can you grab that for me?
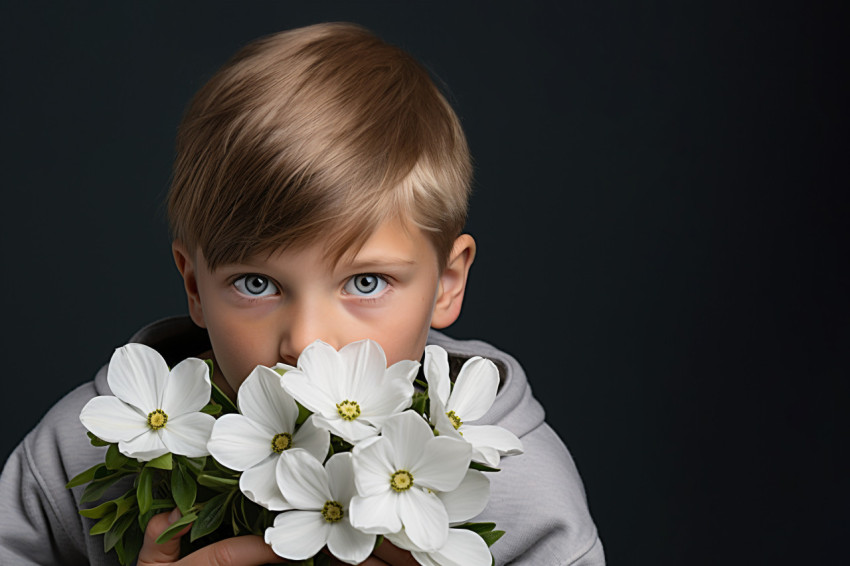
[0,317,604,565]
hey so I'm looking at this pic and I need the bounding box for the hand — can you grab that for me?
[320,540,418,565]
[138,507,418,566]
[138,508,284,565]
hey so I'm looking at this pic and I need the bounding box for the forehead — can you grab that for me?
[243,216,438,273]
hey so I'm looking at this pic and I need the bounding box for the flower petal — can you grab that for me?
[106,344,168,411]
[447,357,498,422]
[412,436,471,493]
[158,412,215,457]
[118,430,168,461]
[265,510,329,560]
[414,528,492,566]
[359,377,414,423]
[276,449,330,510]
[351,437,393,496]
[160,357,211,416]
[471,445,501,468]
[424,345,450,406]
[280,369,337,417]
[240,456,291,511]
[327,520,375,565]
[429,396,464,441]
[338,339,387,399]
[313,415,377,445]
[207,414,275,471]
[273,362,296,374]
[237,366,299,433]
[382,411,434,470]
[349,491,400,534]
[292,416,331,461]
[293,340,346,400]
[398,488,448,552]
[384,359,420,385]
[325,452,357,506]
[79,396,148,443]
[461,425,523,458]
[438,470,490,524]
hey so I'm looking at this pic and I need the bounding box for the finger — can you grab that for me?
[372,540,419,566]
[181,535,285,566]
[138,508,190,565]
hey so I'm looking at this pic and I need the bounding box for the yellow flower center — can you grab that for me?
[446,410,463,430]
[336,400,361,421]
[390,470,414,492]
[271,432,292,453]
[322,500,344,523]
[147,409,168,430]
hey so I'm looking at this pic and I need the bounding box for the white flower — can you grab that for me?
[424,346,523,467]
[79,343,215,461]
[281,340,419,444]
[265,450,375,565]
[349,411,472,552]
[385,469,492,566]
[207,366,329,510]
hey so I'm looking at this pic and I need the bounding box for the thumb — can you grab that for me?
[138,507,189,565]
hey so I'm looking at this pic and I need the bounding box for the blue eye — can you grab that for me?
[344,274,388,296]
[233,274,278,297]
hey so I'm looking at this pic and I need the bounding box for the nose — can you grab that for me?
[279,299,337,366]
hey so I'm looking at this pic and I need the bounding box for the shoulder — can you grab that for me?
[0,317,207,566]
[428,330,605,565]
[0,376,108,564]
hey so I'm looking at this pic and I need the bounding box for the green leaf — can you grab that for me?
[105,444,130,471]
[87,431,111,447]
[200,402,222,415]
[469,461,501,473]
[410,390,428,415]
[190,491,231,542]
[79,499,117,519]
[145,452,173,470]
[171,462,197,514]
[196,473,239,489]
[154,512,197,544]
[210,378,238,414]
[103,510,136,552]
[89,508,118,535]
[480,529,505,547]
[210,457,239,475]
[295,401,312,426]
[478,531,505,546]
[66,463,107,489]
[180,455,207,475]
[80,471,132,504]
[455,521,498,533]
[121,522,144,566]
[137,467,153,515]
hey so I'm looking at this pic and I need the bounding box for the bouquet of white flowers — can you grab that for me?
[67,339,523,565]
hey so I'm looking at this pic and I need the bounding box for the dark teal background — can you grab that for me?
[1,2,847,564]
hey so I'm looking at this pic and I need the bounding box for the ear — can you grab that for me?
[431,234,476,329]
[172,241,207,328]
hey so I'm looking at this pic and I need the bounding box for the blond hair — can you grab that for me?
[168,22,472,270]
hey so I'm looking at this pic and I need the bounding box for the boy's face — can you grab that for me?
[173,219,474,397]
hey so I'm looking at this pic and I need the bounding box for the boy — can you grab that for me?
[0,23,603,565]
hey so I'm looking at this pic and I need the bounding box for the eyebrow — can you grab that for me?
[342,256,417,271]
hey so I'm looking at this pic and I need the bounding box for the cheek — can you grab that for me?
[205,313,277,389]
[379,294,435,365]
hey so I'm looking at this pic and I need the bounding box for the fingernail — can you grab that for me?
[168,507,182,523]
